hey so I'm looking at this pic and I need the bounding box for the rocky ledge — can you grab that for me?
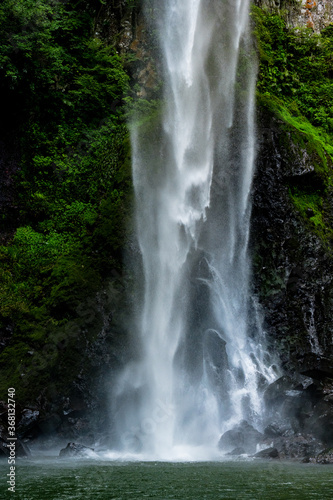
[218,418,331,463]
[218,357,333,464]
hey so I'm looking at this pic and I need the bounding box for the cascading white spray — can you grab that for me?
[112,0,276,460]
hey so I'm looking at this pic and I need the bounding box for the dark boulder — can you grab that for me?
[226,447,246,456]
[263,372,333,443]
[59,442,94,458]
[264,375,311,405]
[218,420,264,454]
[299,353,333,381]
[0,436,30,458]
[316,448,333,464]
[272,433,323,460]
[17,409,40,439]
[263,423,286,438]
[253,447,279,459]
[302,400,333,445]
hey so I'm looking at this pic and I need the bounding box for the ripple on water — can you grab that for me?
[0,459,332,499]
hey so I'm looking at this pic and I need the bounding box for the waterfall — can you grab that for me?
[111,0,276,460]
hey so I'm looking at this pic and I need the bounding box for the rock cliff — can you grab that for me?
[254,0,333,32]
[251,0,333,450]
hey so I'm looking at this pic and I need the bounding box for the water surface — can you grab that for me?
[1,459,332,499]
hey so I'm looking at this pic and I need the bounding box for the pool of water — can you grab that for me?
[1,458,332,499]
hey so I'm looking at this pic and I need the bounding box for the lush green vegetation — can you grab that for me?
[0,0,134,399]
[252,7,333,133]
[252,6,333,244]
[2,1,333,403]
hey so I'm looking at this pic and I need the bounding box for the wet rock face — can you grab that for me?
[273,433,324,459]
[0,437,30,458]
[218,421,264,454]
[251,108,333,372]
[94,0,139,50]
[290,1,333,32]
[0,403,30,458]
[316,448,333,464]
[263,371,333,447]
[251,105,333,451]
[218,417,326,460]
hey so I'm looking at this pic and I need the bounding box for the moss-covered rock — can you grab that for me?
[252,97,333,368]
[251,1,333,388]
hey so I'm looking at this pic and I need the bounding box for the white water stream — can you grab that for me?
[112,0,276,460]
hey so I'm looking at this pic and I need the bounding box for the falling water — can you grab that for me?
[304,297,323,355]
[112,0,276,460]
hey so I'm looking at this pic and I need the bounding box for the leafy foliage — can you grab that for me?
[252,7,333,133]
[0,0,133,399]
[252,7,333,247]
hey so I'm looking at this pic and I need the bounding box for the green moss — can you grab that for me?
[289,187,329,232]
[257,93,333,171]
[252,6,333,134]
[253,6,333,249]
[258,92,333,245]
